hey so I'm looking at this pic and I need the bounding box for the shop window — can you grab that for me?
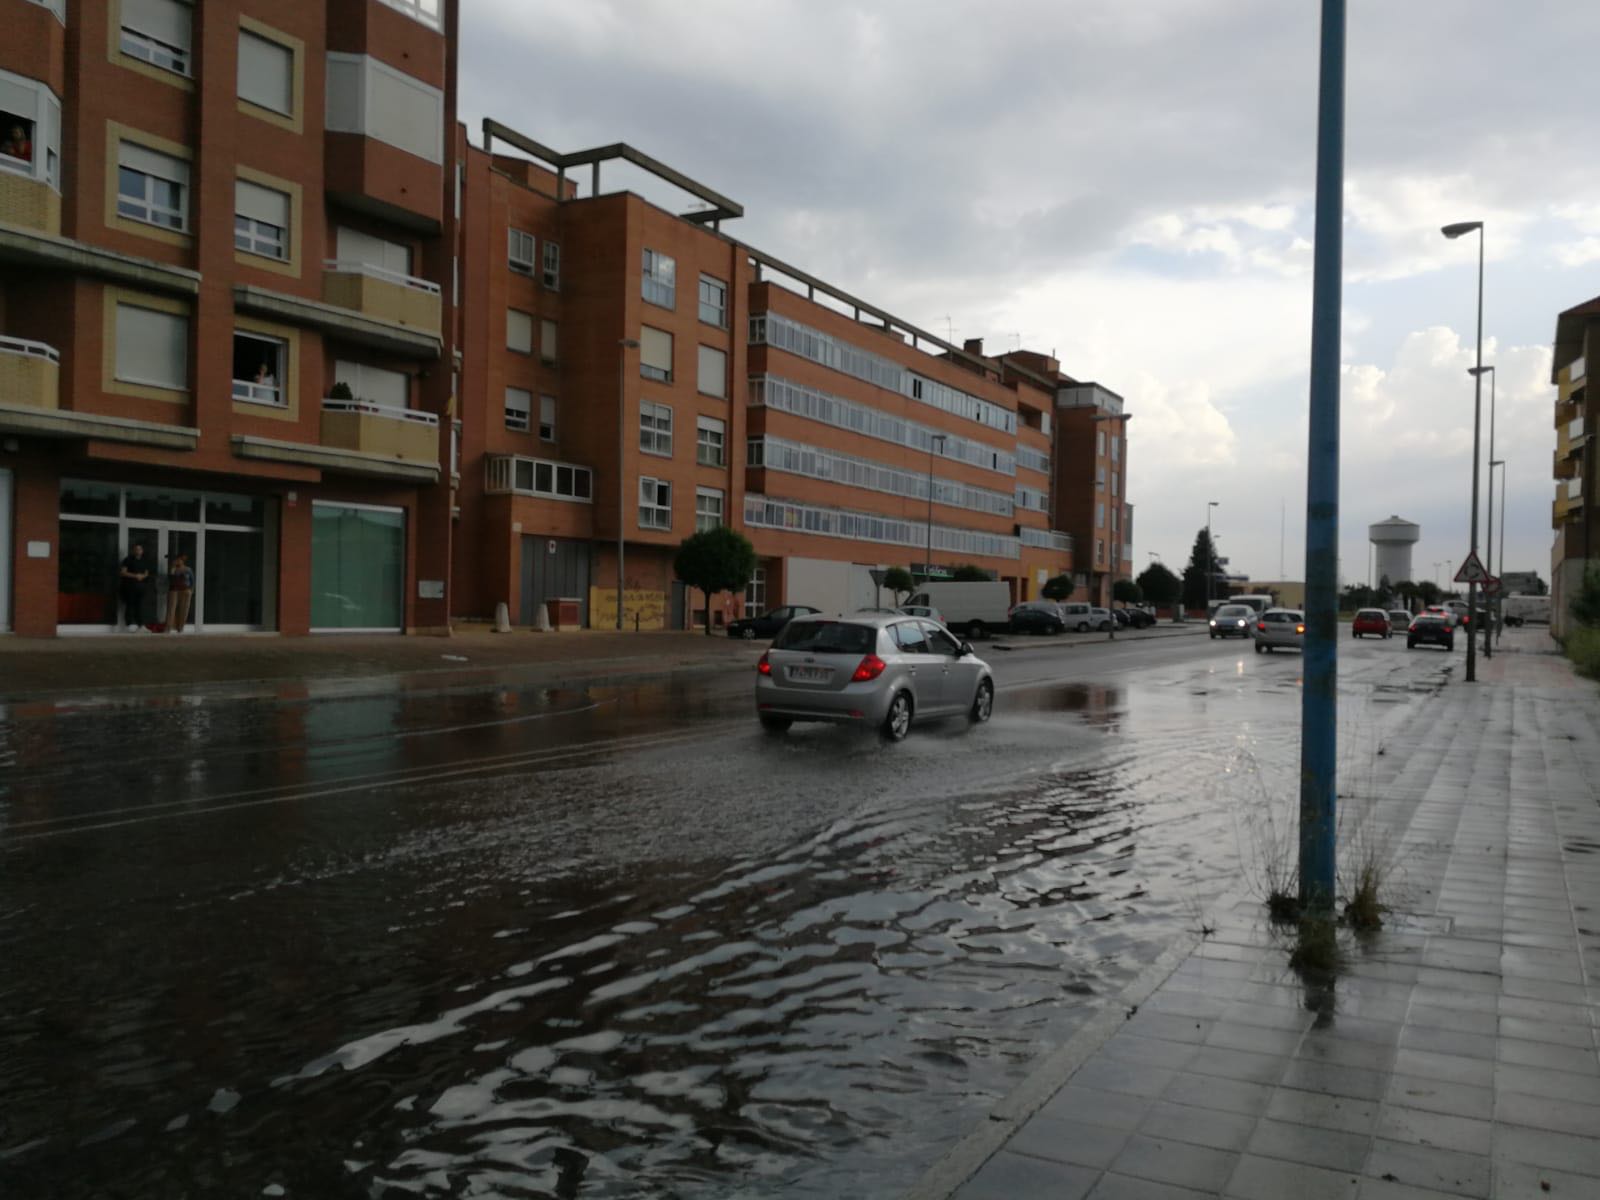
[232,332,285,406]
[310,502,403,631]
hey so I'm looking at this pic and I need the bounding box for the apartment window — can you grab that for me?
[639,401,672,456]
[639,478,672,530]
[1096,430,1106,455]
[640,326,673,383]
[642,249,675,308]
[540,319,558,365]
[376,0,442,29]
[337,226,411,276]
[1111,436,1120,462]
[695,487,724,532]
[121,0,191,76]
[1111,472,1119,497]
[1111,506,1120,533]
[0,72,61,190]
[333,360,407,408]
[745,566,766,615]
[697,345,727,398]
[504,386,531,432]
[539,395,556,442]
[699,275,727,326]
[542,241,561,290]
[238,30,293,115]
[117,142,189,231]
[1096,502,1105,529]
[324,54,443,164]
[508,228,536,275]
[1096,539,1104,566]
[507,309,533,354]
[696,416,726,467]
[115,304,188,391]
[231,331,285,406]
[234,179,290,260]
[1096,464,1106,488]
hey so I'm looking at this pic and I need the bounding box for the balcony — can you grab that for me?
[321,397,437,462]
[0,334,58,409]
[233,283,439,359]
[0,162,61,237]
[1553,478,1584,526]
[1554,449,1578,480]
[322,260,441,337]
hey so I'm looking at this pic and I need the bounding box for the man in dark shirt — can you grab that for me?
[119,543,152,630]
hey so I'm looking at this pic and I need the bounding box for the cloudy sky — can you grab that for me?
[460,0,1600,589]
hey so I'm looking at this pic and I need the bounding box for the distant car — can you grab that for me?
[1057,602,1112,633]
[1252,608,1306,654]
[755,614,995,741]
[897,604,946,625]
[1009,604,1065,635]
[1407,614,1455,651]
[1210,604,1255,639]
[1352,608,1391,639]
[1388,609,1412,633]
[727,604,821,640]
[1123,607,1157,629]
[1423,605,1458,629]
[1441,600,1471,628]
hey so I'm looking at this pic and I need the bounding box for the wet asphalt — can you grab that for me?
[0,627,1456,1198]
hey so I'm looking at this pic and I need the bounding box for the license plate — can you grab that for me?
[788,666,831,682]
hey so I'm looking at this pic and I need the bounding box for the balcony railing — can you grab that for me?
[0,333,61,411]
[232,379,285,408]
[485,454,594,502]
[323,260,441,295]
[323,398,438,426]
[1018,527,1074,553]
[0,334,60,365]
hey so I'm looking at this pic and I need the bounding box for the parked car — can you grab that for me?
[1352,608,1391,638]
[1252,608,1306,654]
[727,604,821,640]
[1111,608,1132,627]
[755,614,994,741]
[1058,602,1113,632]
[1009,604,1065,635]
[1123,607,1157,629]
[904,581,1011,641]
[1388,609,1412,633]
[1407,613,1455,651]
[897,604,946,625]
[1209,604,1255,639]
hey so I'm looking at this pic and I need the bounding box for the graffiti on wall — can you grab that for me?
[589,588,666,630]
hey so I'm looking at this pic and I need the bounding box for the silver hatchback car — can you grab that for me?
[755,613,995,741]
[1251,608,1306,653]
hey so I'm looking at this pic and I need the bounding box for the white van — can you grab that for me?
[905,581,1011,640]
[1058,602,1113,632]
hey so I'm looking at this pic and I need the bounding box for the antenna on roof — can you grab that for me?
[944,316,956,343]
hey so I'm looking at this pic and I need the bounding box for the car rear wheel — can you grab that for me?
[1052,622,1064,635]
[759,715,791,733]
[882,691,913,742]
[969,679,993,724]
[966,621,984,642]
[1446,638,1455,651]
[1407,638,1416,648]
[1077,621,1090,633]
[741,627,757,640]
[1254,642,1264,654]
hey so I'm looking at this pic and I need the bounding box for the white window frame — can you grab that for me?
[120,0,192,77]
[117,141,189,231]
[507,309,533,354]
[0,70,62,190]
[1111,472,1119,497]
[695,487,724,533]
[642,248,675,309]
[234,179,290,260]
[508,228,536,275]
[639,401,673,457]
[114,303,188,391]
[375,0,442,31]
[697,344,727,398]
[237,28,295,116]
[745,565,766,615]
[696,416,726,467]
[1096,502,1105,529]
[324,53,444,164]
[505,386,531,432]
[540,319,558,365]
[542,240,560,290]
[1111,435,1120,462]
[1096,464,1106,488]
[231,330,286,407]
[1097,430,1106,455]
[698,274,727,327]
[639,478,672,530]
[539,395,557,443]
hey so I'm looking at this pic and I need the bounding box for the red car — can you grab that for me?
[1352,608,1391,639]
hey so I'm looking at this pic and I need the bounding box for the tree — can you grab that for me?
[1136,562,1180,606]
[1394,580,1419,610]
[1041,574,1075,601]
[882,566,915,604]
[1112,579,1143,605]
[1415,579,1443,607]
[951,564,991,582]
[1181,528,1220,611]
[1377,574,1392,603]
[1341,583,1374,612]
[1572,566,1600,627]
[673,527,757,635]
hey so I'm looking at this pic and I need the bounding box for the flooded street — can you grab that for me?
[0,633,1453,1198]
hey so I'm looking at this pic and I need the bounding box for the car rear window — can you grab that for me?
[1357,609,1385,618]
[1263,611,1304,623]
[774,620,876,654]
[1217,606,1250,617]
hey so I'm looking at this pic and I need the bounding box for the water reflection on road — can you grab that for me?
[0,638,1443,1197]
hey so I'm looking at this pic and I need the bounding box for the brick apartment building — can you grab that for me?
[0,1,1125,638]
[0,0,459,636]
[1550,294,1596,638]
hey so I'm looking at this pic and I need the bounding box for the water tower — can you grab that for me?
[1368,515,1421,584]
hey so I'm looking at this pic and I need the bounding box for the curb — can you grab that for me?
[988,625,1207,652]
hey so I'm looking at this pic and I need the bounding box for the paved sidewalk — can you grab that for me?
[913,628,1600,1200]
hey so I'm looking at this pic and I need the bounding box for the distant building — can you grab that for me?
[1235,580,1305,609]
[1550,294,1597,638]
[1500,570,1545,596]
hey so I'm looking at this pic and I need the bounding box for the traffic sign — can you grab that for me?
[1454,551,1489,584]
[1482,575,1502,597]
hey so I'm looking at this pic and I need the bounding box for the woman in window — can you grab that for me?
[1,122,33,163]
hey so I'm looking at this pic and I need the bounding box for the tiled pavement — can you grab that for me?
[924,633,1600,1200]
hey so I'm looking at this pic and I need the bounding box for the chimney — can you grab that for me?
[963,337,984,356]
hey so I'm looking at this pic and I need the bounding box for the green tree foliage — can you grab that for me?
[1112,579,1143,605]
[951,564,992,582]
[673,527,758,635]
[1136,562,1180,606]
[1181,528,1219,611]
[1041,574,1075,601]
[882,566,915,602]
[1414,580,1443,607]
[1572,566,1600,628]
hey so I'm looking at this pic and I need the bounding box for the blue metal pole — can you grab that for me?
[1299,0,1345,916]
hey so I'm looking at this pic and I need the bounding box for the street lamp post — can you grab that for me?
[1469,366,1497,657]
[1491,458,1506,640]
[1205,501,1220,608]
[1442,220,1485,682]
[925,433,947,582]
[616,337,640,630]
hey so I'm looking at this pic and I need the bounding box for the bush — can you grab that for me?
[1041,574,1074,601]
[882,566,915,602]
[951,564,992,582]
[1567,626,1600,680]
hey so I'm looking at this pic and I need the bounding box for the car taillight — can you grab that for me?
[851,653,887,682]
[1296,624,1306,634]
[1257,622,1266,631]
[757,651,772,676]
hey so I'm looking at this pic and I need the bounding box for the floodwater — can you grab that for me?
[0,636,1451,1197]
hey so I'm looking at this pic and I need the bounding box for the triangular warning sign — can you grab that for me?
[1454,551,1489,584]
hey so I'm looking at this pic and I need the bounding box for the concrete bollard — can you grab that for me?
[533,604,552,633]
[493,601,512,633]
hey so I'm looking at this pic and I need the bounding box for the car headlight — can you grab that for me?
[1209,620,1216,626]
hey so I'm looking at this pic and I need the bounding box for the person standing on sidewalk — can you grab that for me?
[165,553,194,633]
[118,543,152,631]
